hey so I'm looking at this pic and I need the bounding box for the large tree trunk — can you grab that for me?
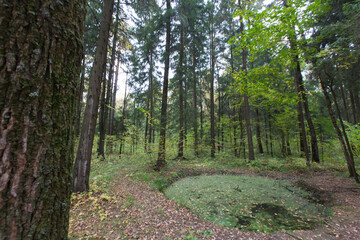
[0,0,85,238]
[73,0,114,192]
[155,0,171,170]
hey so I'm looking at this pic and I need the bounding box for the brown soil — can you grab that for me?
[69,169,360,239]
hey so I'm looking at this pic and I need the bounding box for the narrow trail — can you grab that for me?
[70,170,360,239]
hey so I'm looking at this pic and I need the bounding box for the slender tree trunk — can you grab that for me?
[297,62,319,163]
[349,89,358,123]
[340,83,350,122]
[267,111,273,157]
[177,25,184,159]
[109,55,120,142]
[210,15,216,158]
[192,46,199,156]
[73,0,114,192]
[119,76,128,157]
[148,51,154,152]
[144,96,150,152]
[255,107,264,154]
[354,92,360,124]
[0,0,85,238]
[104,3,120,151]
[319,75,359,183]
[97,68,107,158]
[155,0,171,170]
[200,100,204,141]
[76,56,86,137]
[218,88,222,152]
[239,4,254,160]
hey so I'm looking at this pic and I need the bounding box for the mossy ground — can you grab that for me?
[165,175,329,233]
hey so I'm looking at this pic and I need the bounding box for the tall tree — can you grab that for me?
[155,0,172,170]
[239,0,255,160]
[73,0,115,192]
[209,0,216,158]
[0,0,85,238]
[177,23,185,159]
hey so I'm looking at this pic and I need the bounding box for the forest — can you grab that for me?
[1,0,360,239]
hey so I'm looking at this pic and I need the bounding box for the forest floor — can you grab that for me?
[69,158,360,240]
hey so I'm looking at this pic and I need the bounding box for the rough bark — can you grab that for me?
[0,0,85,238]
[73,0,114,192]
[155,0,171,170]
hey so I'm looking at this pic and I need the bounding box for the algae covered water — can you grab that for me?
[165,175,328,233]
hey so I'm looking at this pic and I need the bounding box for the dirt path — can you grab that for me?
[70,170,360,239]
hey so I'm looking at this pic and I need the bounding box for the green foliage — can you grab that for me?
[166,175,329,233]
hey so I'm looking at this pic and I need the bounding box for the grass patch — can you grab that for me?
[165,175,329,233]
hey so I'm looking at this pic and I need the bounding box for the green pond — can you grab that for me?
[165,175,328,233]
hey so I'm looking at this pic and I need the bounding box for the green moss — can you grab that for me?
[165,175,329,233]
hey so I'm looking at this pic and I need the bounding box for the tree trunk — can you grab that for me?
[119,76,128,157]
[255,107,264,154]
[319,75,359,183]
[177,25,184,159]
[267,111,274,157]
[349,89,358,124]
[0,0,85,238]
[108,54,120,151]
[109,55,119,136]
[73,0,114,192]
[192,46,199,156]
[97,68,107,158]
[148,51,154,151]
[297,61,319,163]
[76,56,86,137]
[210,12,216,158]
[340,83,350,122]
[239,3,254,160]
[155,0,171,170]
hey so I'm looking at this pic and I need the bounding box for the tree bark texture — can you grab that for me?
[73,0,114,192]
[155,0,171,170]
[0,0,85,238]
